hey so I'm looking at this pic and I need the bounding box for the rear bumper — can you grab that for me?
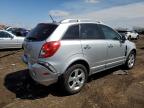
[22,55,58,86]
[28,63,58,86]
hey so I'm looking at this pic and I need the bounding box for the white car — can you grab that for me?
[125,31,139,40]
[0,30,25,49]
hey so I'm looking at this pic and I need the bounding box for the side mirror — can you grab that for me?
[120,35,126,43]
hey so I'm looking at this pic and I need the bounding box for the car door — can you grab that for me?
[99,24,126,68]
[80,23,107,73]
[0,31,17,49]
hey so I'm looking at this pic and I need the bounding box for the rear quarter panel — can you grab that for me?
[38,40,85,75]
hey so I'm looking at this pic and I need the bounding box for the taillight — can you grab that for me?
[39,41,60,58]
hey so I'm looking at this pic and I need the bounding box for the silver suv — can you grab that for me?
[22,19,136,94]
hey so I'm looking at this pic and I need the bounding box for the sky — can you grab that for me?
[0,0,144,29]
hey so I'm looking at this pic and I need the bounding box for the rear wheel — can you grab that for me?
[61,64,88,94]
[124,51,136,69]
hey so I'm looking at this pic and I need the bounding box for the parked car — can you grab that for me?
[125,31,139,40]
[6,27,29,37]
[22,19,136,94]
[0,30,25,49]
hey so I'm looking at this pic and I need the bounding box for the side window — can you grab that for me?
[0,32,4,38]
[80,24,104,39]
[62,25,79,40]
[0,32,11,38]
[100,25,120,40]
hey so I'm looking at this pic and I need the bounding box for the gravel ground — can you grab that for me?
[0,35,144,108]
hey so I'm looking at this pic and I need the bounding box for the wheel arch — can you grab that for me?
[131,49,136,55]
[64,59,90,75]
[127,48,136,58]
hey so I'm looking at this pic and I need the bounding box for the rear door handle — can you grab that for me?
[108,44,113,48]
[84,45,91,50]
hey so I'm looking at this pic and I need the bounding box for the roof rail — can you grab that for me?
[60,19,78,23]
[60,19,103,24]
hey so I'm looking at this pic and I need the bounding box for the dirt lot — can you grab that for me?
[0,36,144,108]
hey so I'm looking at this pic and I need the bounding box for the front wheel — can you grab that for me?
[61,64,88,94]
[124,51,136,69]
[128,35,131,40]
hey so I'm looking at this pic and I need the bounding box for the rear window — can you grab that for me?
[26,23,58,41]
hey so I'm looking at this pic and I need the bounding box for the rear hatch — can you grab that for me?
[23,23,58,64]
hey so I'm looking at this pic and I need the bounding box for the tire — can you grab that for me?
[61,64,88,94]
[124,51,136,69]
[22,45,24,49]
[128,35,131,40]
[136,35,139,40]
